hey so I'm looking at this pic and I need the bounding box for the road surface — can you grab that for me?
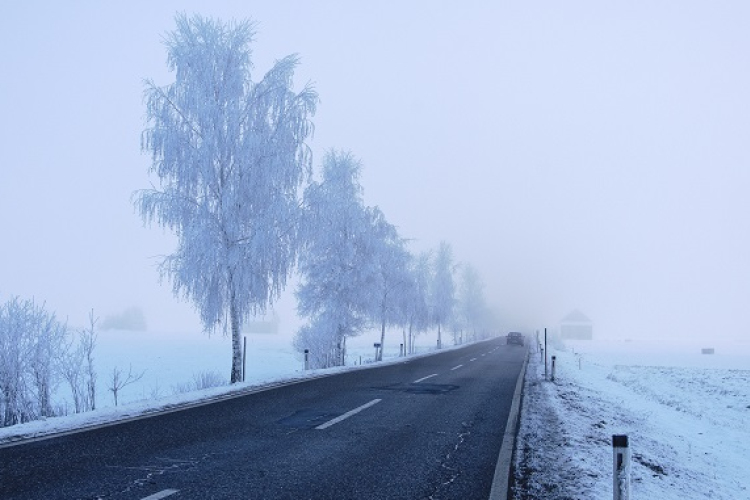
[0,337,525,499]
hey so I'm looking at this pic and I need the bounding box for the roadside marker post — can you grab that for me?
[304,349,309,370]
[544,328,548,380]
[613,434,631,500]
[551,355,556,382]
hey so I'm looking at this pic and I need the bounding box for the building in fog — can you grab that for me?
[560,310,593,340]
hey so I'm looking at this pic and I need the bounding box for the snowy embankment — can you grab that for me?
[513,338,750,499]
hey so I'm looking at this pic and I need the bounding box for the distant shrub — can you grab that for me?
[193,371,226,389]
[100,307,147,331]
[171,371,227,395]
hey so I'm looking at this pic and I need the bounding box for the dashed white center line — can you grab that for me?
[315,399,382,430]
[451,364,463,371]
[481,354,486,357]
[414,373,438,383]
[141,489,179,500]
[470,358,477,362]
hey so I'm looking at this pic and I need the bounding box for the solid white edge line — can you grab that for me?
[141,489,179,500]
[488,348,529,500]
[450,364,463,371]
[414,373,438,383]
[315,399,382,430]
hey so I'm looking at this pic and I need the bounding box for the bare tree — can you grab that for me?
[81,311,98,411]
[60,314,97,414]
[28,312,67,417]
[431,242,456,350]
[60,335,85,413]
[107,364,145,407]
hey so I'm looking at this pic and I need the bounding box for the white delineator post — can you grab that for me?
[551,355,556,382]
[613,434,631,500]
[304,349,309,370]
[544,328,548,380]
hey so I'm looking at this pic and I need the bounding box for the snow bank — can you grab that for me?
[513,338,750,499]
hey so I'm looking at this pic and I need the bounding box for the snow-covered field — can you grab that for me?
[513,337,750,499]
[0,327,451,445]
[8,326,747,500]
[92,328,442,406]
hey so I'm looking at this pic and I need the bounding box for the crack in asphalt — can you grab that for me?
[87,454,216,499]
[426,421,472,499]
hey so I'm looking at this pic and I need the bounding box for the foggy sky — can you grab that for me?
[2,1,748,340]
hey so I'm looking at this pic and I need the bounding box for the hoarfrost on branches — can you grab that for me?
[135,14,317,382]
[431,241,456,349]
[401,252,432,354]
[0,297,70,426]
[369,207,411,359]
[294,151,378,368]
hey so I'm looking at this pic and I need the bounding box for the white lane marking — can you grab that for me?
[481,354,486,356]
[141,489,179,500]
[315,399,382,430]
[470,358,477,362]
[414,373,438,383]
[451,364,463,371]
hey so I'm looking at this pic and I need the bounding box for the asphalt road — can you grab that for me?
[0,337,526,500]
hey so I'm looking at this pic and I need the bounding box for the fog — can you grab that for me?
[2,2,748,342]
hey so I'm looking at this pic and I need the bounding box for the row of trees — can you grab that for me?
[138,14,498,381]
[292,151,496,368]
[0,298,97,427]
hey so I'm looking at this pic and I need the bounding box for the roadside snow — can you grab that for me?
[512,338,750,499]
[0,330,480,447]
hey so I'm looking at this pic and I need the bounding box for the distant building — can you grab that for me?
[560,310,593,340]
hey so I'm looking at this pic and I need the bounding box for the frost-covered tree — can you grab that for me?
[28,312,67,417]
[0,297,69,426]
[61,311,98,413]
[369,208,411,360]
[0,297,30,426]
[135,14,317,382]
[431,241,456,349]
[402,251,432,354]
[294,151,376,368]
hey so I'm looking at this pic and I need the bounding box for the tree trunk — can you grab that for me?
[230,287,243,383]
[409,323,414,354]
[342,335,347,366]
[379,317,386,361]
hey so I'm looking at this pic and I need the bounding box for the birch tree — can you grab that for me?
[431,241,456,349]
[135,14,317,382]
[402,251,432,354]
[294,151,376,367]
[369,208,410,360]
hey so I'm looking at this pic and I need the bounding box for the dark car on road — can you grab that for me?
[507,331,524,345]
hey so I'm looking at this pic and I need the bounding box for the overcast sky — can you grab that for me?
[2,1,748,341]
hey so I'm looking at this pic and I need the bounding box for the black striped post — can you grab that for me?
[613,434,630,500]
